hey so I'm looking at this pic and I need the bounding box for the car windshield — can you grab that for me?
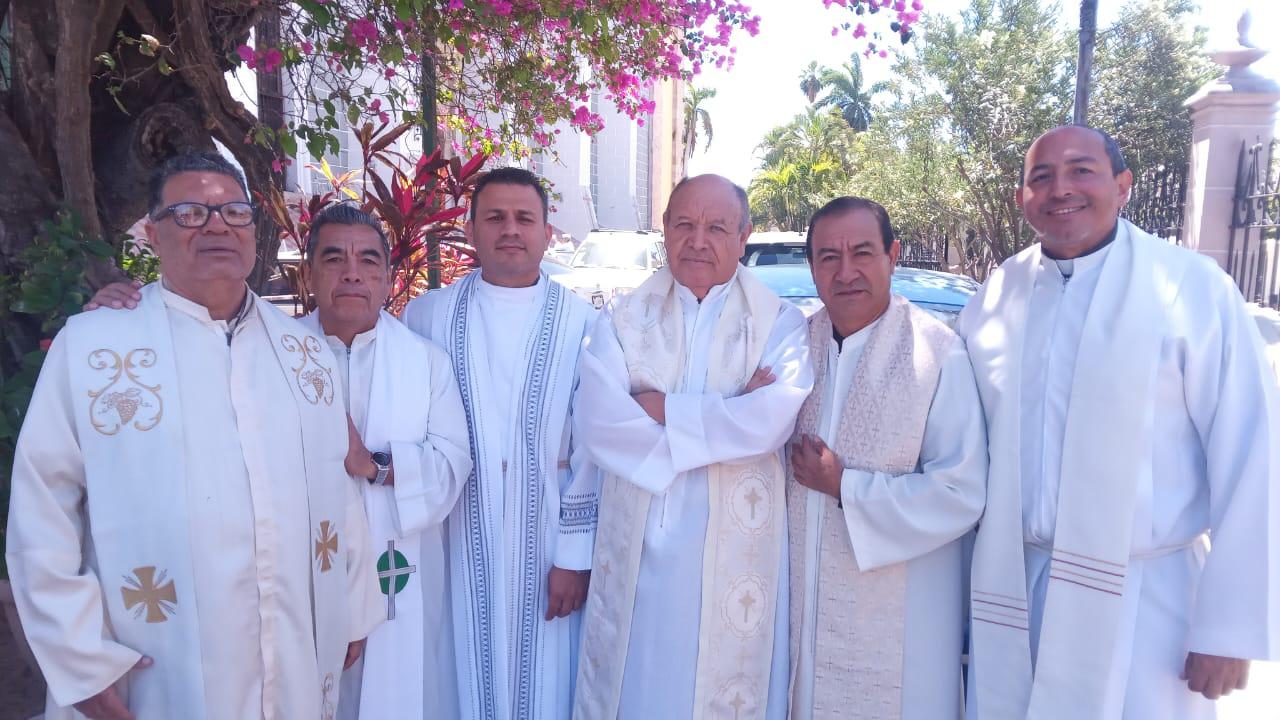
[748,245,807,266]
[572,241,652,270]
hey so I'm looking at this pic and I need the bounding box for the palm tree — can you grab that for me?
[682,86,717,160]
[748,157,844,231]
[798,62,823,104]
[758,108,857,171]
[812,54,888,133]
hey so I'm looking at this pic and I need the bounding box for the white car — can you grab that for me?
[549,230,667,309]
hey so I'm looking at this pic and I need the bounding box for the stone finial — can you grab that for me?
[1237,9,1254,50]
[1207,8,1278,94]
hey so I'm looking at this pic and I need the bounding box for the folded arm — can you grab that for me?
[574,304,813,495]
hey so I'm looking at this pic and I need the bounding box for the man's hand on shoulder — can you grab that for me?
[545,566,589,621]
[1182,652,1249,700]
[74,655,152,720]
[84,281,143,311]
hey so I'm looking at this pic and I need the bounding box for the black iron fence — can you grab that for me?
[1124,163,1187,244]
[1229,139,1280,309]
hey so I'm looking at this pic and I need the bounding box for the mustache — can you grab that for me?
[679,252,716,262]
[829,280,873,293]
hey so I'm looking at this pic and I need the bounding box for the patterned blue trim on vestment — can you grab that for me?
[512,279,562,718]
[559,493,599,534]
[447,272,498,720]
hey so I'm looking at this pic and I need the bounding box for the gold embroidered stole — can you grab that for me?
[65,284,351,717]
[575,268,785,720]
[786,297,954,719]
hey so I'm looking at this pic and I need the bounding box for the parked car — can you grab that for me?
[740,232,807,266]
[746,262,980,327]
[549,229,667,309]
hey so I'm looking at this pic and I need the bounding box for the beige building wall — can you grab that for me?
[649,77,687,227]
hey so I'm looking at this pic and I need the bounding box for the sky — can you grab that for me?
[684,0,1280,188]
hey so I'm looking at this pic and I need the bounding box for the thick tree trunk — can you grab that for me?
[1,0,268,374]
[1074,0,1097,126]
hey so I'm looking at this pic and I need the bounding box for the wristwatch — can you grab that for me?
[370,451,392,486]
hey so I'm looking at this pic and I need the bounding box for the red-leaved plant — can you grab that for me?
[261,121,486,314]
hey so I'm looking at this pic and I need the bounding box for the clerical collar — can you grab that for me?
[676,267,738,306]
[1043,222,1119,280]
[476,272,543,301]
[831,314,881,352]
[158,278,255,335]
[324,323,377,352]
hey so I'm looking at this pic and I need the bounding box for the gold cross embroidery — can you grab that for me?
[315,521,339,572]
[744,486,763,520]
[738,590,757,623]
[121,566,177,623]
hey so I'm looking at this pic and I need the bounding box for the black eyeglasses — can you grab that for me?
[151,201,257,228]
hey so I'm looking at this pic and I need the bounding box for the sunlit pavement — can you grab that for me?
[1219,660,1280,719]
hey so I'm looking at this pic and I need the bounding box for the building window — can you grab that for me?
[589,90,601,215]
[311,114,352,195]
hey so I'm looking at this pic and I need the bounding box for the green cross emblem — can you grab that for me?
[376,540,417,620]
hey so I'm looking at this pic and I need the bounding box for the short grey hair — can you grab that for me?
[148,152,249,213]
[667,174,751,232]
[305,203,391,263]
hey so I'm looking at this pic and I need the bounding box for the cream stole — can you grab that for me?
[786,297,954,719]
[575,267,785,720]
[63,283,351,718]
[965,221,1191,718]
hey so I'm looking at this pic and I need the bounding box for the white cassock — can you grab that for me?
[962,219,1280,719]
[788,296,987,720]
[301,311,472,720]
[402,271,598,720]
[6,282,382,720]
[573,267,813,720]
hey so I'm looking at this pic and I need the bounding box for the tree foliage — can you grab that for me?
[749,108,860,230]
[751,0,1213,276]
[1089,0,1215,180]
[683,86,717,160]
[811,54,888,132]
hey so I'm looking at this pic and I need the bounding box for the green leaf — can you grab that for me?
[306,136,328,161]
[95,53,117,70]
[347,103,360,127]
[279,132,298,158]
[157,56,174,76]
[381,44,405,66]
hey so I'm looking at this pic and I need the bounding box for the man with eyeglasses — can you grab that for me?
[6,152,382,720]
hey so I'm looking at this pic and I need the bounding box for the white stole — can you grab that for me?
[575,267,785,720]
[308,311,435,720]
[62,283,351,718]
[440,272,586,719]
[786,297,954,719]
[966,221,1191,718]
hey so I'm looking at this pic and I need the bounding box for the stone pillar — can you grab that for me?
[1181,9,1280,269]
